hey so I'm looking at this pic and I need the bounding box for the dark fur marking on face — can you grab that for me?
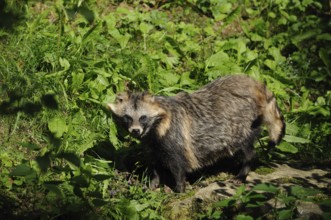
[251,115,263,129]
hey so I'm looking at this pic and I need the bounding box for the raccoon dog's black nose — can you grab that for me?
[131,129,141,137]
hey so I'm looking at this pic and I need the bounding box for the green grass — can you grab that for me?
[0,0,330,218]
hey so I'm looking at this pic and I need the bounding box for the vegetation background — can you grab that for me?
[0,0,330,219]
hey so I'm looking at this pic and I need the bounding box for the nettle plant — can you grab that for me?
[200,183,329,219]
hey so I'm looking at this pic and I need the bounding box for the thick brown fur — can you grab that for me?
[108,74,285,192]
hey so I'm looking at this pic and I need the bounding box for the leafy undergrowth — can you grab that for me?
[0,0,330,219]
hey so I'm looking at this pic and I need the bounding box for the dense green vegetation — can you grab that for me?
[0,0,330,219]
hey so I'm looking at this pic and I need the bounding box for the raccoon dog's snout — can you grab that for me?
[129,126,143,137]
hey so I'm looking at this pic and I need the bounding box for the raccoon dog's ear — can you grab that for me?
[107,92,130,114]
[142,92,155,103]
[115,92,130,103]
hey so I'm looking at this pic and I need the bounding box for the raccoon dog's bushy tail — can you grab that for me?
[263,89,286,147]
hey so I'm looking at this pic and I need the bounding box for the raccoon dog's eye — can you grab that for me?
[139,115,147,123]
[123,114,132,124]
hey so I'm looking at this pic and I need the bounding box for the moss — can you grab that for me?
[254,167,275,175]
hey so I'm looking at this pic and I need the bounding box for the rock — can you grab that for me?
[163,163,331,219]
[296,201,324,220]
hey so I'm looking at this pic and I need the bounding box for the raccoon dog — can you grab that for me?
[108,75,285,192]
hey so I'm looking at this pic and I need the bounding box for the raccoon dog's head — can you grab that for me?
[108,92,167,138]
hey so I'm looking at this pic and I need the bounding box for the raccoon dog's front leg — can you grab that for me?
[149,169,160,190]
[235,145,256,183]
[149,161,186,193]
[169,165,186,193]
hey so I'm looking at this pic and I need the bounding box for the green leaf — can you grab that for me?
[71,71,85,91]
[36,154,51,172]
[292,30,320,46]
[206,51,229,68]
[92,199,108,207]
[44,183,63,197]
[11,164,34,176]
[235,215,254,220]
[104,13,116,29]
[57,153,81,167]
[20,142,40,150]
[48,117,68,138]
[283,135,310,143]
[74,185,84,198]
[180,72,195,87]
[235,184,246,196]
[276,142,299,154]
[157,71,180,87]
[59,57,70,70]
[264,59,277,70]
[319,48,331,67]
[214,198,236,208]
[290,185,320,198]
[140,22,153,35]
[109,120,120,149]
[110,29,131,49]
[93,174,112,181]
[252,183,278,193]
[72,175,89,188]
[316,33,331,41]
[278,209,293,220]
[131,200,149,212]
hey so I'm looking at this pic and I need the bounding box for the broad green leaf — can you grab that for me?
[78,6,95,23]
[206,51,229,68]
[140,22,153,35]
[20,142,40,150]
[109,29,131,49]
[57,153,81,167]
[252,183,278,193]
[214,198,236,208]
[104,13,116,29]
[109,120,120,149]
[319,199,331,206]
[74,185,84,198]
[268,47,286,63]
[11,164,34,176]
[93,174,112,181]
[292,30,320,46]
[36,154,51,172]
[180,72,195,87]
[276,142,298,154]
[131,200,149,212]
[82,22,100,42]
[44,183,63,197]
[290,185,320,198]
[223,6,241,26]
[235,184,246,196]
[237,40,246,55]
[157,71,180,87]
[319,48,330,67]
[92,199,108,207]
[48,117,68,138]
[71,71,85,91]
[72,175,89,188]
[316,33,331,41]
[236,215,254,220]
[278,209,293,220]
[283,135,310,143]
[59,57,70,70]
